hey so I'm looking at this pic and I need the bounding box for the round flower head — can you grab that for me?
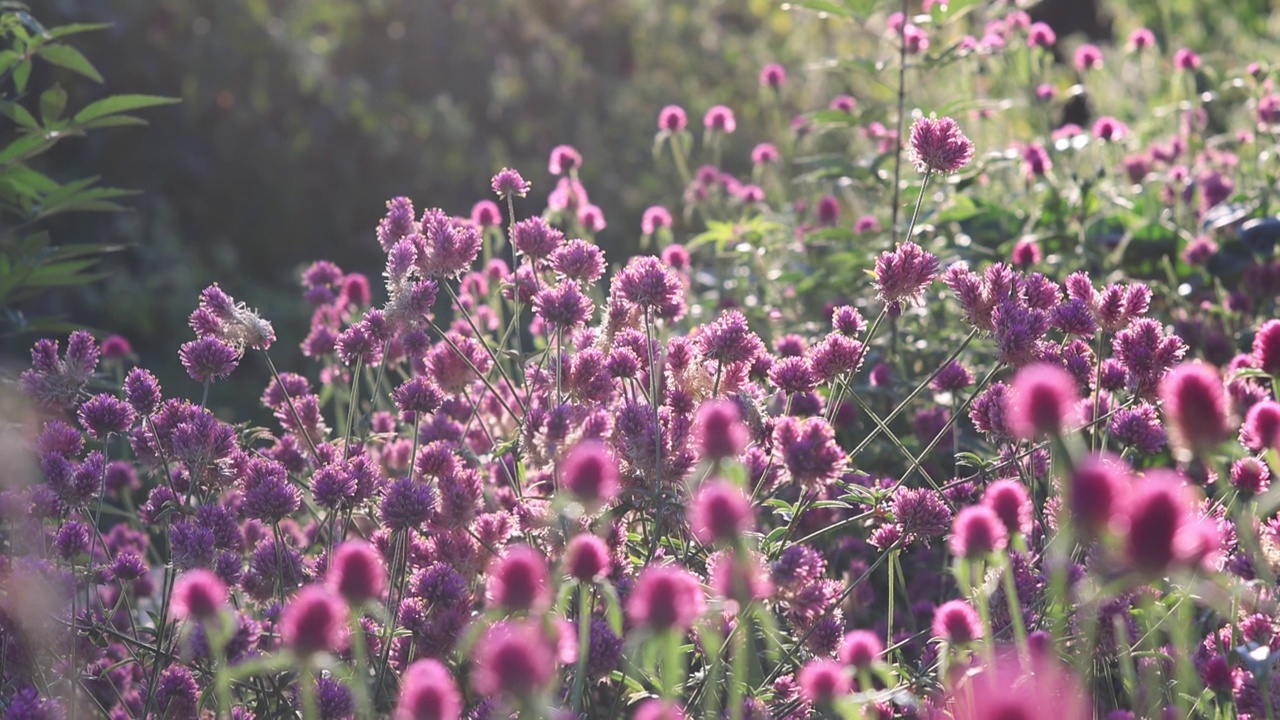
[1027,22,1056,47]
[908,116,975,174]
[548,144,582,176]
[830,94,857,113]
[1159,361,1229,457]
[936,651,1092,720]
[280,584,349,657]
[688,479,754,545]
[695,399,751,461]
[641,205,673,235]
[394,659,462,720]
[627,565,706,632]
[77,393,136,441]
[751,143,780,165]
[759,63,787,89]
[564,534,611,582]
[470,199,502,228]
[1241,400,1280,452]
[703,105,737,133]
[549,238,606,283]
[949,505,1009,559]
[1007,363,1081,439]
[797,659,849,704]
[171,569,227,621]
[1252,319,1280,375]
[658,104,688,132]
[486,545,552,614]
[1074,43,1103,71]
[1092,116,1128,142]
[100,334,132,360]
[1230,457,1270,494]
[982,479,1033,536]
[470,620,556,698]
[1174,48,1201,71]
[1123,471,1198,576]
[839,629,883,669]
[491,168,530,199]
[560,440,620,506]
[933,599,983,644]
[1069,453,1129,537]
[179,337,240,384]
[1128,28,1156,52]
[124,367,163,415]
[327,540,387,605]
[875,241,939,307]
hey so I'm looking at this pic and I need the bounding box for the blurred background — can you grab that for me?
[9,0,1262,414]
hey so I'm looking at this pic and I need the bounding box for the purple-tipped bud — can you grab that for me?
[982,480,1032,536]
[932,599,982,643]
[560,440,619,506]
[280,584,349,656]
[327,541,387,605]
[394,659,462,720]
[563,534,611,582]
[1007,363,1081,439]
[1159,362,1229,456]
[124,368,162,415]
[949,505,1009,559]
[171,569,228,621]
[839,630,883,669]
[487,545,552,614]
[688,480,754,545]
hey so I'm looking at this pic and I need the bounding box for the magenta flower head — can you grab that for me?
[759,63,787,89]
[1230,457,1270,494]
[171,569,227,621]
[394,659,462,720]
[1069,453,1130,537]
[1241,400,1280,452]
[797,659,849,704]
[839,630,884,670]
[491,168,530,199]
[658,104,688,132]
[1123,471,1195,576]
[875,241,939,307]
[949,505,1009,559]
[634,699,687,720]
[1074,43,1103,71]
[1159,361,1229,457]
[616,255,686,321]
[695,400,751,461]
[563,534,611,582]
[933,599,983,644]
[1007,363,1081,439]
[908,116,975,174]
[1092,116,1129,142]
[548,144,582,175]
[1174,48,1201,71]
[937,651,1092,720]
[641,205,673,235]
[470,620,556,699]
[280,584,349,657]
[1127,28,1156,52]
[486,545,552,614]
[627,565,706,632]
[1026,22,1056,48]
[751,142,780,165]
[982,479,1033,536]
[560,439,620,507]
[688,479,754,545]
[703,105,737,133]
[830,94,857,113]
[77,393,136,441]
[179,337,240,384]
[1251,319,1280,374]
[100,335,132,360]
[327,540,386,605]
[470,199,502,228]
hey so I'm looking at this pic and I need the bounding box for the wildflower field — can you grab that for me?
[6,0,1280,718]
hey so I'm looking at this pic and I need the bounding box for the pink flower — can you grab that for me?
[1007,363,1081,439]
[797,659,849,703]
[839,630,883,669]
[1159,362,1230,456]
[560,440,620,506]
[563,534,611,582]
[634,699,687,720]
[1069,453,1130,537]
[688,480,754,544]
[1127,28,1156,52]
[949,505,1009,559]
[326,540,386,605]
[548,144,582,175]
[1027,22,1056,48]
[932,600,982,643]
[280,585,349,657]
[627,565,706,632]
[759,63,787,89]
[908,117,975,174]
[394,659,462,720]
[982,479,1032,536]
[875,241,940,306]
[704,105,737,133]
[658,105,688,132]
[695,400,751,460]
[171,569,227,621]
[1074,44,1103,71]
[1174,48,1201,71]
[936,651,1092,720]
[470,621,556,698]
[486,545,552,614]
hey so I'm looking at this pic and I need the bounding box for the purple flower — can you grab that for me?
[829,94,857,113]
[950,505,1008,558]
[1160,362,1230,456]
[577,204,607,233]
[875,242,939,306]
[769,356,818,395]
[393,377,444,417]
[533,281,595,329]
[751,143,780,165]
[1092,116,1129,142]
[511,217,565,262]
[615,255,686,321]
[491,168,531,199]
[1074,43,1103,71]
[380,477,436,531]
[1007,363,1081,438]
[1026,22,1056,47]
[992,300,1050,367]
[1109,404,1166,455]
[697,310,765,365]
[892,486,953,544]
[77,393,136,440]
[970,382,1013,441]
[395,659,463,720]
[932,360,974,392]
[759,62,787,89]
[19,331,98,408]
[377,196,418,251]
[419,208,482,278]
[281,584,349,656]
[470,199,502,228]
[124,367,162,415]
[150,665,200,719]
[549,238,607,283]
[628,565,706,631]
[772,416,845,490]
[809,334,865,383]
[1112,319,1188,399]
[908,117,975,174]
[179,337,240,383]
[1251,319,1280,375]
[470,621,557,698]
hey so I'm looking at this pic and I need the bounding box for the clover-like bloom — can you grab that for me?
[490,167,530,199]
[875,241,939,306]
[908,116,974,174]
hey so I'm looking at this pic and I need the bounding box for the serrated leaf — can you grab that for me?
[72,94,179,125]
[35,43,103,83]
[38,83,67,124]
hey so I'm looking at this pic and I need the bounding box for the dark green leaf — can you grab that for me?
[81,115,149,129]
[72,94,179,125]
[46,22,112,40]
[12,57,31,93]
[784,0,852,17]
[0,133,52,165]
[0,100,39,129]
[38,82,66,124]
[35,43,103,83]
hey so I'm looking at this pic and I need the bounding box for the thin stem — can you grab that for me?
[262,350,320,461]
[890,0,910,233]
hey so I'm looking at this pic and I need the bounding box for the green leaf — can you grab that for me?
[784,0,852,17]
[0,100,38,129]
[0,133,51,165]
[38,83,67,124]
[46,22,112,40]
[0,49,20,76]
[81,115,149,129]
[72,94,179,125]
[12,57,31,93]
[35,43,103,83]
